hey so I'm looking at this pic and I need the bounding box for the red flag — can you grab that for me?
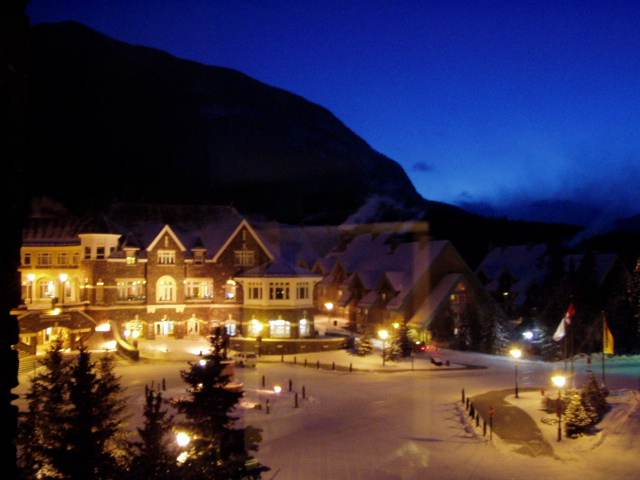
[553,303,576,342]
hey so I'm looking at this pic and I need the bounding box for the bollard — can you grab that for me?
[332,361,335,370]
[475,413,480,427]
[461,388,465,403]
[466,397,470,410]
[262,375,266,388]
[281,353,284,363]
[489,416,493,440]
[349,363,353,373]
[288,379,292,392]
[469,403,475,418]
[304,358,308,367]
[302,385,306,399]
[294,392,299,408]
[266,399,270,414]
[294,356,297,364]
[483,419,487,437]
[317,360,320,369]
[162,378,166,391]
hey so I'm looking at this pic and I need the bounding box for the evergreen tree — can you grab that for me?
[355,334,373,356]
[395,323,414,357]
[177,327,268,479]
[564,391,596,437]
[129,386,177,480]
[384,335,402,362]
[18,341,70,479]
[581,372,609,421]
[58,348,127,480]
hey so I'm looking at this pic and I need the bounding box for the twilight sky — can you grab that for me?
[29,1,640,222]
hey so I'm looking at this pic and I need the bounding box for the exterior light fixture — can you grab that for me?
[175,431,191,448]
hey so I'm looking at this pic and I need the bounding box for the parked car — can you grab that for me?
[232,352,258,368]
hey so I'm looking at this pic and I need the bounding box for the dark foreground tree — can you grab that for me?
[129,385,177,480]
[18,341,70,479]
[177,327,268,479]
[395,323,414,357]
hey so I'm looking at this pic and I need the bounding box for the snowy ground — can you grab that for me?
[14,348,640,479]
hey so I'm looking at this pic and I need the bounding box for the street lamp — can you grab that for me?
[324,302,334,327]
[175,431,191,448]
[509,347,522,399]
[378,329,389,366]
[27,273,35,303]
[551,374,566,442]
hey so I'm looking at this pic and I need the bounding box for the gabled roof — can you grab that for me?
[358,290,379,308]
[211,219,274,262]
[407,273,464,329]
[146,225,188,252]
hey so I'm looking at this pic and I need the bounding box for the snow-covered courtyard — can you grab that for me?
[16,349,640,479]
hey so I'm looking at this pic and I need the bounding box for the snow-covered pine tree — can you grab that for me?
[129,385,177,480]
[581,372,609,421]
[384,335,402,362]
[396,323,414,357]
[177,327,268,479]
[59,348,127,479]
[17,341,70,479]
[564,391,595,437]
[356,334,373,356]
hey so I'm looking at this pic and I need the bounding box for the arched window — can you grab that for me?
[156,275,176,303]
[269,319,291,338]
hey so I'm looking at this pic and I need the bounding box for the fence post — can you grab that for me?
[281,353,284,363]
[162,378,166,391]
[332,361,335,370]
[294,392,299,408]
[317,360,320,369]
[288,379,292,392]
[349,363,353,372]
[261,375,265,388]
[475,413,480,427]
[266,399,270,414]
[483,419,487,437]
[466,397,470,410]
[461,388,465,403]
[294,356,297,365]
[302,385,306,399]
[469,403,475,418]
[304,358,308,368]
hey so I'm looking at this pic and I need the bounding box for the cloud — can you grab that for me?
[412,161,434,172]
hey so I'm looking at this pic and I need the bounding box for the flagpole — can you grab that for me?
[601,311,606,386]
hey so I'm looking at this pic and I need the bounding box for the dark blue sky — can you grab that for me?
[29,1,640,221]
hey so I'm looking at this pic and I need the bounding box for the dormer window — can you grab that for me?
[193,250,205,264]
[126,255,137,265]
[157,250,176,265]
[96,247,105,260]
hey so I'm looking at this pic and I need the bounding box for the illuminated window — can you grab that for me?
[38,279,55,298]
[72,253,79,265]
[37,253,52,266]
[157,250,176,265]
[96,247,105,259]
[299,318,311,337]
[269,282,290,300]
[248,282,262,300]
[126,255,137,265]
[225,280,237,300]
[57,253,68,265]
[247,319,264,337]
[154,319,174,336]
[269,319,291,338]
[185,279,213,299]
[156,275,176,302]
[117,279,145,301]
[225,318,237,336]
[234,248,255,267]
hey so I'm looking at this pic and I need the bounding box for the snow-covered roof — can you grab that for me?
[235,259,320,278]
[358,290,379,308]
[407,273,463,329]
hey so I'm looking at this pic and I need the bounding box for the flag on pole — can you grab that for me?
[603,317,615,355]
[553,303,576,342]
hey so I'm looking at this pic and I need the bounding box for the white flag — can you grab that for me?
[553,304,576,342]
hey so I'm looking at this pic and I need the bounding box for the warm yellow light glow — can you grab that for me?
[123,329,131,338]
[392,322,400,329]
[175,431,191,448]
[50,308,61,316]
[131,330,141,339]
[250,319,263,334]
[27,273,36,282]
[509,348,522,360]
[273,385,282,394]
[176,451,189,464]
[551,375,566,388]
[324,302,334,311]
[102,340,117,351]
[59,273,69,283]
[95,322,111,332]
[378,329,390,341]
[198,359,207,367]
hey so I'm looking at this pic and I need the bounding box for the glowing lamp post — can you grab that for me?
[378,329,390,366]
[509,348,522,399]
[27,273,35,303]
[324,302,334,327]
[551,374,566,442]
[273,385,282,394]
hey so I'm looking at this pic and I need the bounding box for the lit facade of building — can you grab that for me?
[12,208,321,350]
